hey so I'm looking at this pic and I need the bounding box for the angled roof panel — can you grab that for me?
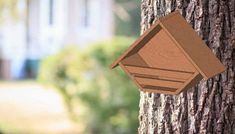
[159,12,225,79]
[110,21,162,69]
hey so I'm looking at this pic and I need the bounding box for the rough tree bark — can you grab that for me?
[138,0,235,134]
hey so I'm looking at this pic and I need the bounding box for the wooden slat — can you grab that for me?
[119,62,143,90]
[141,85,177,91]
[132,73,185,83]
[142,88,178,94]
[175,71,203,94]
[135,77,183,89]
[125,65,193,81]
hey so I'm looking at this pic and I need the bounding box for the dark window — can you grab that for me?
[49,0,54,25]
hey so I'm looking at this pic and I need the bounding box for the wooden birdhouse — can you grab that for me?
[110,11,225,95]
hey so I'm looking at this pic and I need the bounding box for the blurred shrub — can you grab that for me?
[38,37,139,134]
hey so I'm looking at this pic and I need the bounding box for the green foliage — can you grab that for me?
[38,37,139,134]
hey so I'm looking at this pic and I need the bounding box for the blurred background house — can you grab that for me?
[0,0,140,133]
[0,0,114,80]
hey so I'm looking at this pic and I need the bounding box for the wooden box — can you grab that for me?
[110,11,225,95]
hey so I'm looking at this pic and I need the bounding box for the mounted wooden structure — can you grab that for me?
[110,11,225,95]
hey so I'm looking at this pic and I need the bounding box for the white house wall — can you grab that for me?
[38,0,67,57]
[66,0,79,45]
[0,0,114,79]
[67,0,114,47]
[32,0,114,54]
[0,0,27,79]
[27,0,41,59]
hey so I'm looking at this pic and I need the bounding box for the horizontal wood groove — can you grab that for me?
[124,64,194,74]
[125,65,193,80]
[135,77,183,89]
[119,63,143,90]
[141,85,177,92]
[132,73,185,83]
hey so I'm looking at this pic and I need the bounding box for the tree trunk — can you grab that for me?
[138,0,235,134]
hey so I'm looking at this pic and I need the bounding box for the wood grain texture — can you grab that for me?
[121,54,148,67]
[125,65,193,81]
[135,77,183,89]
[111,10,226,95]
[111,11,225,80]
[110,24,162,69]
[119,62,143,90]
[159,12,226,79]
[120,46,197,94]
[175,71,203,94]
[142,86,178,95]
[138,28,196,72]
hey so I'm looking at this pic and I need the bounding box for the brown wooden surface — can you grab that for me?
[142,86,178,95]
[121,54,148,67]
[111,11,226,95]
[159,12,225,79]
[110,24,162,69]
[121,60,197,94]
[119,62,143,90]
[138,28,196,72]
[125,65,193,81]
[175,71,203,94]
[142,87,177,94]
[111,11,225,79]
[120,60,195,94]
[135,77,183,89]
[132,73,185,83]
